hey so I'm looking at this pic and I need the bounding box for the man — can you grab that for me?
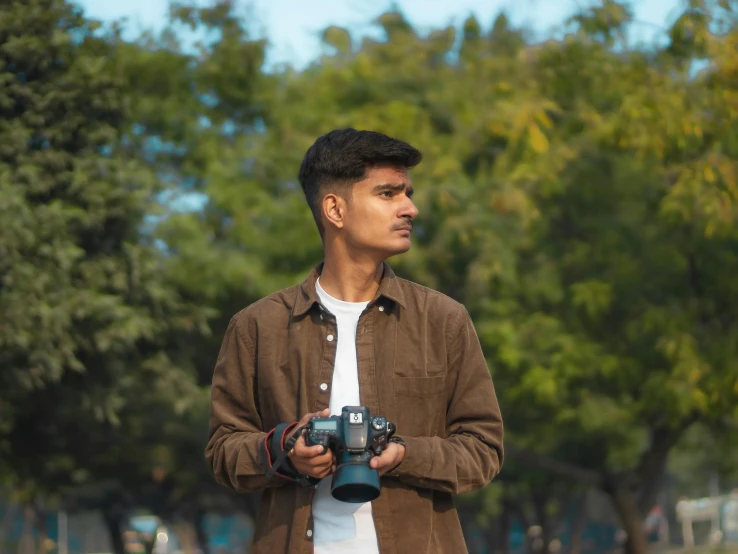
[205,129,504,554]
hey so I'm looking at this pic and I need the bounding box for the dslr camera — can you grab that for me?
[305,405,396,503]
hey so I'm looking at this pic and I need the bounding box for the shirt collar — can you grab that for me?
[292,261,407,318]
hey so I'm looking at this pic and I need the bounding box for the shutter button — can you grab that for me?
[327,334,334,342]
[320,383,328,391]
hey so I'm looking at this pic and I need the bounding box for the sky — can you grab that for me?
[76,0,686,69]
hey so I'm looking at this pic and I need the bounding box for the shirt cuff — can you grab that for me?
[263,422,300,481]
[385,436,432,480]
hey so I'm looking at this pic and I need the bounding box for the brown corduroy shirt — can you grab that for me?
[205,262,504,554]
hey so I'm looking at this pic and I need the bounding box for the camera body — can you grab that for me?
[306,406,393,455]
[305,406,396,503]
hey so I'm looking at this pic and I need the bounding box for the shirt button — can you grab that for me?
[306,529,313,538]
[327,334,334,342]
[319,383,328,391]
[378,306,385,312]
[320,314,324,320]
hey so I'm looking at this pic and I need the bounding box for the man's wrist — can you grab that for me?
[388,436,406,448]
[385,436,410,477]
[396,444,406,465]
[385,436,433,480]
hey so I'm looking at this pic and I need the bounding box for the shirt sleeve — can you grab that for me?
[205,313,289,493]
[387,306,504,494]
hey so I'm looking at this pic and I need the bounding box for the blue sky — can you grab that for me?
[76,0,685,69]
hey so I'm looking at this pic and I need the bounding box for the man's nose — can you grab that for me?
[400,198,419,220]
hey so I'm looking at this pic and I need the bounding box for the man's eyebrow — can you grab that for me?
[373,183,414,194]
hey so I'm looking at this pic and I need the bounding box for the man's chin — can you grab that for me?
[355,239,412,260]
[382,240,412,258]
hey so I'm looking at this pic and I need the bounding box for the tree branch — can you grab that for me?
[505,446,604,489]
[501,496,530,530]
[634,413,700,515]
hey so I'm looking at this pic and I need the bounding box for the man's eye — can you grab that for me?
[380,191,392,197]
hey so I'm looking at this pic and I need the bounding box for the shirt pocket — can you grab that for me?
[392,374,446,436]
[393,374,446,398]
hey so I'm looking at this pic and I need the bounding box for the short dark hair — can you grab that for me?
[298,128,422,237]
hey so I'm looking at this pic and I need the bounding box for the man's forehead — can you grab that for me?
[363,164,411,183]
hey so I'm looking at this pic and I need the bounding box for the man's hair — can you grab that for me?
[298,128,422,237]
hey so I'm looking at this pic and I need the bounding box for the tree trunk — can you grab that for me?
[532,490,551,553]
[500,506,511,554]
[240,493,260,522]
[142,535,156,554]
[18,505,35,554]
[33,505,47,554]
[504,443,700,554]
[475,514,505,554]
[0,500,17,550]
[608,485,649,554]
[101,509,126,554]
[569,493,588,554]
[195,507,211,554]
[635,417,698,516]
[174,521,198,554]
[502,498,530,531]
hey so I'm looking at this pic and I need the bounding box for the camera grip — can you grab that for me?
[305,431,330,451]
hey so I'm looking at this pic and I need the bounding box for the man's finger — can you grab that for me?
[292,436,326,458]
[288,409,333,472]
[305,452,334,467]
[318,465,334,478]
[293,455,334,477]
[305,458,333,470]
[370,452,391,469]
[289,408,331,446]
[298,408,330,425]
[310,450,333,463]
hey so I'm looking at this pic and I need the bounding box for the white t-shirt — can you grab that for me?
[312,278,380,554]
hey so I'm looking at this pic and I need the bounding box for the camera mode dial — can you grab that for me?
[371,416,386,431]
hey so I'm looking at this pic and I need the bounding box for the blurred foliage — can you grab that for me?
[0,0,206,499]
[1,0,738,552]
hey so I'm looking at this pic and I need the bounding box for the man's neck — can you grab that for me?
[319,250,384,303]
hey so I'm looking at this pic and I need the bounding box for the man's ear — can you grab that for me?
[322,193,346,231]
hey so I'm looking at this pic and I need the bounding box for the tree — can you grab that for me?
[0,2,207,550]
[148,3,738,554]
[108,0,274,542]
[5,1,737,554]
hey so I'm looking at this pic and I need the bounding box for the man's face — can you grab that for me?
[340,164,419,258]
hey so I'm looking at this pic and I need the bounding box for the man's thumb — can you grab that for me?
[300,408,329,425]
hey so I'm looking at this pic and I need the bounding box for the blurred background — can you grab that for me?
[1,0,737,553]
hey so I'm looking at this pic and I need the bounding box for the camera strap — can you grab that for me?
[266,423,321,488]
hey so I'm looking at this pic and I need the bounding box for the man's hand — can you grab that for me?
[369,442,405,476]
[287,408,336,479]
